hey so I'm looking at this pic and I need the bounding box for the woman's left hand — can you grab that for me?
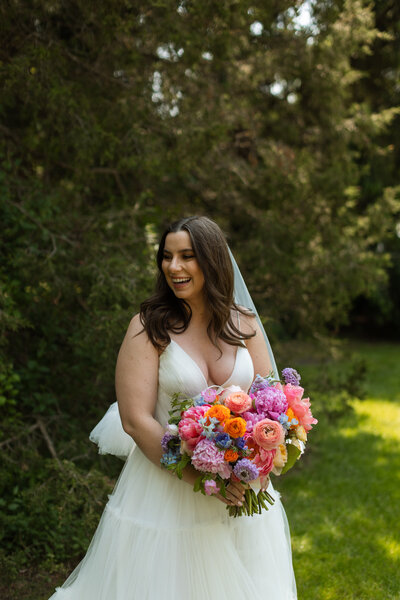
[216,479,246,507]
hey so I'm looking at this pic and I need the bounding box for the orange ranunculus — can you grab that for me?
[286,407,298,428]
[224,449,239,462]
[205,405,231,423]
[224,417,247,439]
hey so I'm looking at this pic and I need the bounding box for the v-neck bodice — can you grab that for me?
[155,339,254,426]
[170,339,241,388]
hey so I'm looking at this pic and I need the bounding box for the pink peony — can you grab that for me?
[242,411,264,433]
[217,461,233,479]
[204,479,220,496]
[254,386,288,420]
[201,388,219,404]
[191,438,225,474]
[224,391,252,414]
[253,447,276,477]
[253,418,285,450]
[283,384,318,432]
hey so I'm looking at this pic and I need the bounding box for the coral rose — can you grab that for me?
[253,418,285,450]
[224,417,247,439]
[205,405,231,423]
[253,447,276,477]
[283,384,318,432]
[224,391,252,414]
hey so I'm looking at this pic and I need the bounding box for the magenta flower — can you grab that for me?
[242,411,264,433]
[254,386,288,420]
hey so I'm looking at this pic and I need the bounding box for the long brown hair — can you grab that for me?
[140,216,255,352]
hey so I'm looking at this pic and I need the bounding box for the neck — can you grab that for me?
[184,295,210,325]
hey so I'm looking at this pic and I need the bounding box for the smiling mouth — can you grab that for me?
[171,277,191,285]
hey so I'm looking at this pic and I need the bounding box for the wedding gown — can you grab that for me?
[50,340,297,600]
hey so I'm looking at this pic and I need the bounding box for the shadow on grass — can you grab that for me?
[278,413,400,600]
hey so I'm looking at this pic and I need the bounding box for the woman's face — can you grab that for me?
[161,231,205,303]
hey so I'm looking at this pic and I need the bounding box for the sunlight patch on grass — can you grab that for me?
[377,534,400,560]
[353,399,400,440]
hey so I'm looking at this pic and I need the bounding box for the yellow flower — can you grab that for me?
[295,425,307,442]
[273,444,288,468]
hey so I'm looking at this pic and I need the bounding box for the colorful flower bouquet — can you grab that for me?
[161,367,317,517]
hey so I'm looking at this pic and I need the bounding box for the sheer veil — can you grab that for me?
[228,248,278,379]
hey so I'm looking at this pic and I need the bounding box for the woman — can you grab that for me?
[50,216,297,600]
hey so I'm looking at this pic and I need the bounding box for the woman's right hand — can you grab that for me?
[216,479,246,507]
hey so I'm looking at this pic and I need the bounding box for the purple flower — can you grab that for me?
[161,432,175,452]
[233,459,259,483]
[254,387,288,420]
[204,479,220,496]
[242,411,264,433]
[282,367,301,386]
[249,374,271,395]
[191,439,225,474]
[235,436,246,450]
[215,433,232,449]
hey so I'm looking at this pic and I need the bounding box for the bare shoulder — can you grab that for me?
[237,309,273,377]
[117,313,159,369]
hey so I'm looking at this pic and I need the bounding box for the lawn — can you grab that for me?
[277,341,400,600]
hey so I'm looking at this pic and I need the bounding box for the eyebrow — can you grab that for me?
[163,247,193,253]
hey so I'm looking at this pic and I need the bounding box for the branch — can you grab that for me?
[37,416,64,471]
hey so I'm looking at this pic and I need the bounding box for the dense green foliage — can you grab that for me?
[0,0,399,584]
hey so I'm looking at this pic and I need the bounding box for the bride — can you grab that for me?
[50,216,297,599]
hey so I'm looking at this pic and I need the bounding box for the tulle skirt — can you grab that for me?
[50,446,297,600]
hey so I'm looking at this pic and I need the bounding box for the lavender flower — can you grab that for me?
[249,374,272,395]
[254,387,288,420]
[161,432,175,452]
[233,459,259,483]
[282,367,301,386]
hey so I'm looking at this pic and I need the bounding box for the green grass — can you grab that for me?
[277,341,400,600]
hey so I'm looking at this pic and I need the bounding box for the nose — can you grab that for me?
[169,256,183,272]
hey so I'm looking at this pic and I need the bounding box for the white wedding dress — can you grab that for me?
[50,340,297,600]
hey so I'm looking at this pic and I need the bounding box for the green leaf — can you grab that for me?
[193,475,203,493]
[281,444,301,475]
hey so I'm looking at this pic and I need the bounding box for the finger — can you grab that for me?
[226,483,246,502]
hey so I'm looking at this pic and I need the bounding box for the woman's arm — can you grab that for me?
[241,314,273,377]
[115,314,165,467]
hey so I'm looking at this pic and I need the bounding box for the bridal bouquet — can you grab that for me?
[160,367,317,517]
